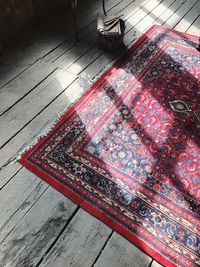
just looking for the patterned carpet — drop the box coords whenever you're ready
[19,25,200,267]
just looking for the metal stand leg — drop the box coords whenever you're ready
[69,0,79,41]
[69,0,108,41]
[102,0,107,16]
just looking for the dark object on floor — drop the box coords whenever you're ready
[69,0,107,41]
[102,0,107,16]
[97,13,125,50]
[197,37,200,51]
[0,42,3,53]
[68,0,79,41]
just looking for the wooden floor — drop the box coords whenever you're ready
[0,0,199,266]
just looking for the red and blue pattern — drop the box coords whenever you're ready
[19,25,200,267]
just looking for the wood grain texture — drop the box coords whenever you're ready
[93,232,152,267]
[0,168,48,243]
[0,69,76,148]
[174,0,200,32]
[187,14,200,35]
[0,187,78,267]
[0,60,56,115]
[163,0,199,28]
[0,0,102,88]
[39,209,112,267]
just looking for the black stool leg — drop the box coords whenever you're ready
[70,0,79,41]
[102,0,107,16]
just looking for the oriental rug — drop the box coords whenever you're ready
[19,25,200,267]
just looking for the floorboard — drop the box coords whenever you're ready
[93,232,152,267]
[0,169,48,243]
[39,209,112,267]
[187,15,200,35]
[0,0,198,266]
[0,0,101,88]
[0,187,78,267]
[174,0,200,31]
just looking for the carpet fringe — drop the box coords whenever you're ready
[14,105,76,163]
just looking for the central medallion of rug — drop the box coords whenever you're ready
[19,25,200,267]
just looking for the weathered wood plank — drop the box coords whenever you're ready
[0,186,78,267]
[174,0,200,32]
[151,0,186,26]
[0,0,101,83]
[0,79,87,188]
[0,0,101,88]
[93,232,152,267]
[131,0,176,34]
[122,0,185,47]
[187,15,200,35]
[149,0,186,28]
[0,60,56,115]
[0,63,30,90]
[39,209,112,267]
[0,168,48,243]
[125,0,160,28]
[0,0,121,91]
[0,69,76,148]
[163,0,199,28]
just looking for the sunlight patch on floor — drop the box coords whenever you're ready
[188,23,200,36]
[56,69,77,89]
[124,0,150,20]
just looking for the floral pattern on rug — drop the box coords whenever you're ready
[19,25,200,267]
